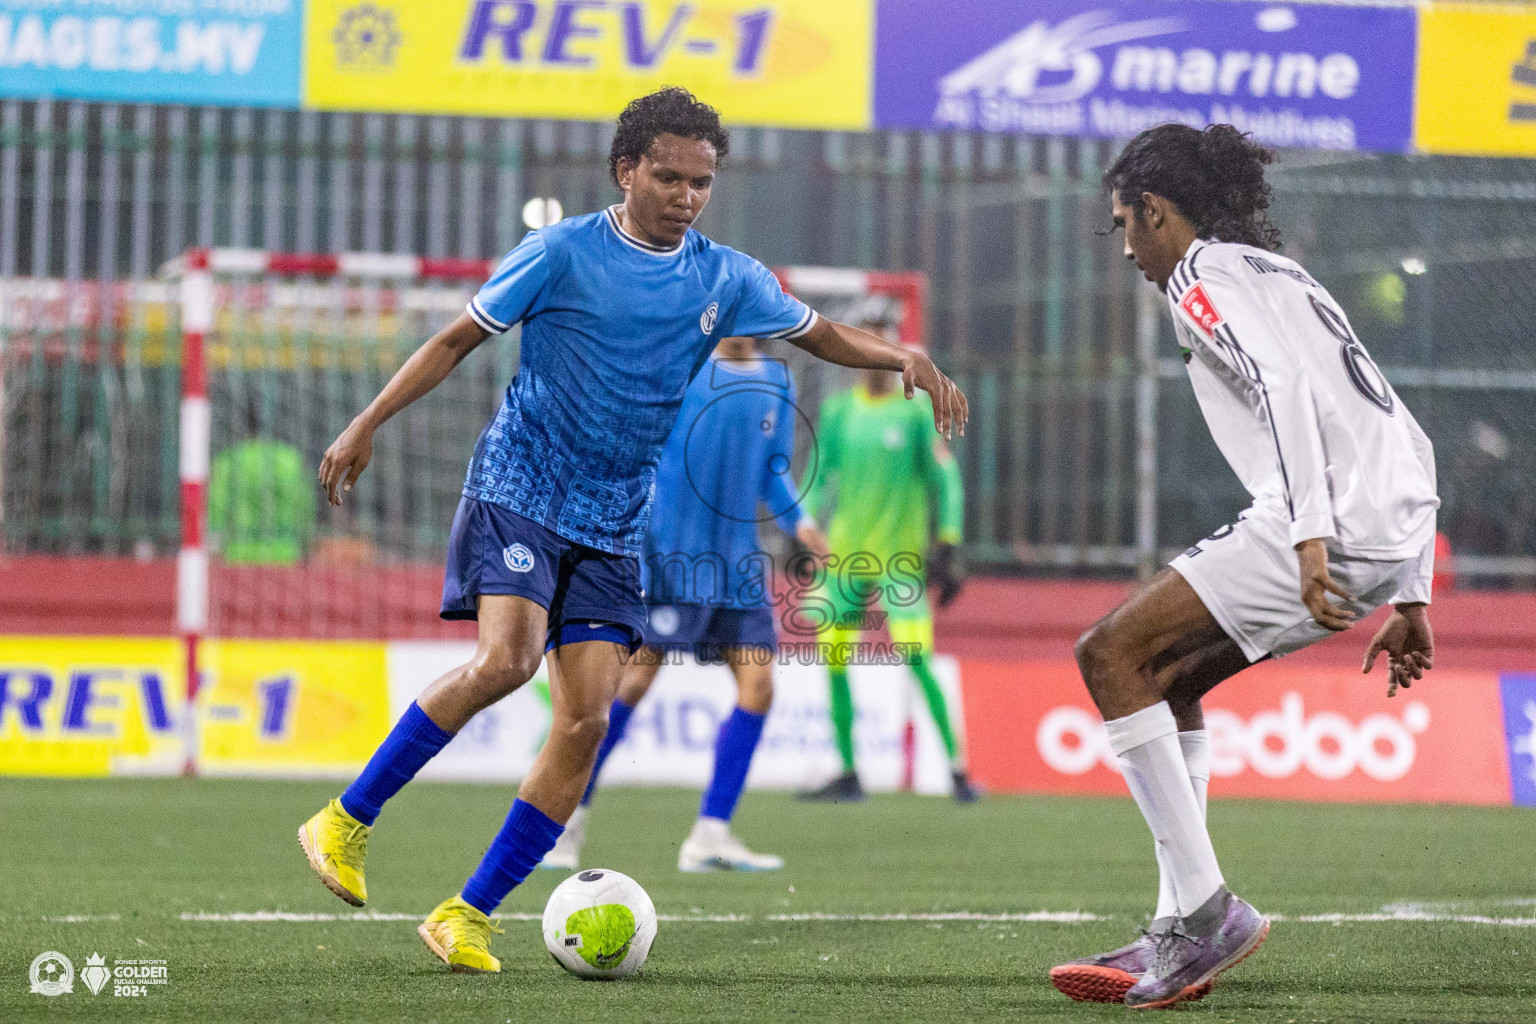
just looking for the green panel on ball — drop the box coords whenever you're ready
[565,904,638,970]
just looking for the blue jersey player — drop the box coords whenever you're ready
[300,88,967,973]
[541,336,829,874]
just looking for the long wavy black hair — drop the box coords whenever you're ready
[1103,123,1282,251]
[608,87,730,186]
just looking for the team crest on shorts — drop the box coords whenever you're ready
[700,302,719,334]
[503,543,535,573]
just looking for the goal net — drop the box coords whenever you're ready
[160,249,509,654]
[0,254,938,785]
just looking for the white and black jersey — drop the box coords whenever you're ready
[1166,238,1439,604]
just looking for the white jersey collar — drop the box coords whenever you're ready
[1183,237,1214,260]
[604,205,686,257]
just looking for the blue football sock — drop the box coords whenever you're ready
[461,799,564,915]
[699,706,767,822]
[339,702,453,826]
[580,697,637,807]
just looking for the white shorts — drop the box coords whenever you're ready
[1170,503,1417,663]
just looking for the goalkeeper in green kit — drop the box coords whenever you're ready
[796,329,977,804]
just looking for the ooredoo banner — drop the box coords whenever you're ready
[961,659,1517,805]
[873,0,1417,151]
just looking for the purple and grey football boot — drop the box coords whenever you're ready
[1049,922,1168,1003]
[1124,887,1270,1010]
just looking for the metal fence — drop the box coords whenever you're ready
[3,98,1535,586]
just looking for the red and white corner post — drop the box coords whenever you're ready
[177,248,214,776]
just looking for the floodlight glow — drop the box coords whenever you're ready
[522,197,564,230]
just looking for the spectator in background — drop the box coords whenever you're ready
[208,402,315,565]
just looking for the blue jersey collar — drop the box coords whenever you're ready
[604,205,686,257]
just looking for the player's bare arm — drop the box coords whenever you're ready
[319,312,491,505]
[789,316,969,438]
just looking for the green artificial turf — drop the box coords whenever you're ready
[1,778,1532,1023]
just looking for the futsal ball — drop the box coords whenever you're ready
[542,868,657,979]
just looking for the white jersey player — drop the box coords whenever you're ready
[1048,124,1439,1011]
[1164,237,1438,660]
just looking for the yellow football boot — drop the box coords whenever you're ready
[297,798,370,907]
[418,895,503,973]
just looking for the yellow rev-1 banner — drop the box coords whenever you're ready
[1416,4,1536,156]
[0,636,185,778]
[198,639,391,777]
[0,636,392,778]
[303,0,871,129]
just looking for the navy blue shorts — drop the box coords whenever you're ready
[441,496,646,652]
[643,601,778,661]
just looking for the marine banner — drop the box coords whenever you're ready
[0,0,303,107]
[302,0,872,129]
[1415,3,1536,157]
[873,0,1417,152]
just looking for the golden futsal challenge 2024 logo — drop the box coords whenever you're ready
[29,950,168,998]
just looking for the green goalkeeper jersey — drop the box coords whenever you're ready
[801,384,964,568]
[208,439,315,565]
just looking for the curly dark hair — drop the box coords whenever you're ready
[608,87,730,186]
[1103,123,1282,251]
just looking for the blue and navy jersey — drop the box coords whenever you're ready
[643,355,808,609]
[461,206,817,557]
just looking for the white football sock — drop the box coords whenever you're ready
[1151,729,1211,921]
[1180,728,1211,813]
[1105,704,1224,918]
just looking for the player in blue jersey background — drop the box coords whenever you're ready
[299,87,968,973]
[541,336,829,873]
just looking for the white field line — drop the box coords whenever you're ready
[1383,898,1536,913]
[768,912,1103,923]
[42,914,122,923]
[33,909,1536,928]
[170,910,1103,925]
[1271,912,1536,927]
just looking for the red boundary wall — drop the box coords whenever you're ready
[5,556,1536,666]
[2,557,1532,804]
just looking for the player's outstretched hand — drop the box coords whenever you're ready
[900,351,968,439]
[1295,538,1355,631]
[1363,603,1435,697]
[319,419,374,506]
